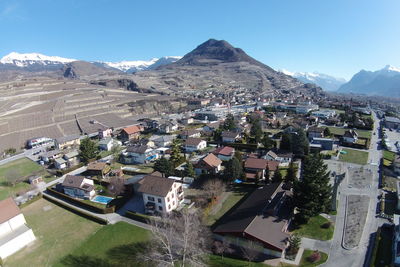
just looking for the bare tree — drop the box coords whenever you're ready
[143,209,210,267]
[241,241,260,265]
[202,179,226,200]
[107,177,125,197]
[212,239,233,260]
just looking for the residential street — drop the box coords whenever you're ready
[315,111,384,267]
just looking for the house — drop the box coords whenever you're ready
[63,150,79,167]
[122,145,159,164]
[86,161,111,178]
[184,138,207,152]
[213,183,292,259]
[62,175,95,199]
[180,117,194,125]
[179,129,201,140]
[137,175,184,214]
[0,198,36,259]
[311,110,336,119]
[244,158,279,181]
[41,149,61,163]
[194,153,222,176]
[385,117,400,130]
[214,146,235,161]
[120,125,142,142]
[159,121,179,134]
[263,150,293,165]
[54,157,67,169]
[151,135,176,147]
[307,126,325,139]
[28,176,43,185]
[55,135,80,150]
[136,138,155,148]
[98,126,113,139]
[98,138,122,151]
[342,130,358,144]
[393,214,400,266]
[203,122,220,133]
[221,131,241,143]
[310,138,334,150]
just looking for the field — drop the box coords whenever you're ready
[327,127,372,139]
[56,222,150,267]
[339,148,369,165]
[293,215,334,241]
[4,199,102,267]
[0,157,54,200]
[383,150,396,162]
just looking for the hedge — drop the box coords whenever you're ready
[43,194,108,224]
[125,210,151,224]
[56,163,85,176]
[46,186,115,214]
[369,227,381,266]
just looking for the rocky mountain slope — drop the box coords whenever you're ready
[338,65,400,97]
[281,70,346,91]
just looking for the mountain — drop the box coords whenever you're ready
[281,70,346,91]
[0,52,76,67]
[338,65,400,97]
[129,39,320,95]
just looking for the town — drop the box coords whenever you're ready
[0,92,398,267]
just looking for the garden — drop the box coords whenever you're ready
[339,148,369,165]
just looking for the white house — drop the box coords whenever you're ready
[61,175,95,200]
[0,198,36,259]
[54,157,67,169]
[98,138,121,151]
[151,135,176,147]
[137,175,184,214]
[184,138,207,152]
[122,145,159,164]
[263,150,293,166]
[343,130,358,144]
[194,153,222,176]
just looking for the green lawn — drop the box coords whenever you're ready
[5,199,102,267]
[0,158,54,200]
[206,186,254,226]
[209,249,328,267]
[327,127,372,139]
[56,222,150,267]
[339,148,369,165]
[294,215,334,241]
[383,150,396,162]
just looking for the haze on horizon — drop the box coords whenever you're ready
[0,0,399,80]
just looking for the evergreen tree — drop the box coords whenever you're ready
[262,133,275,150]
[293,154,332,223]
[280,133,292,151]
[250,119,263,143]
[170,139,183,167]
[222,113,236,131]
[186,161,195,177]
[291,129,309,158]
[154,157,174,177]
[323,127,331,137]
[224,157,243,181]
[284,162,297,184]
[272,169,283,183]
[79,137,99,163]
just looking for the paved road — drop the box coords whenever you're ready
[317,111,384,267]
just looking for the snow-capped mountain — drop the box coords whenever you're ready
[281,69,346,91]
[338,65,400,97]
[0,52,182,73]
[0,52,76,67]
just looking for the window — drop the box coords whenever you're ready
[148,196,155,201]
[172,193,174,198]
[167,197,170,202]
[158,198,162,203]
[158,206,163,211]
[168,205,171,210]
[173,201,175,205]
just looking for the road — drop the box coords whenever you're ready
[316,111,384,267]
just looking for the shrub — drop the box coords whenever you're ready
[321,221,332,229]
[125,210,150,224]
[307,250,321,263]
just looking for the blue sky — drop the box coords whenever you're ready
[0,0,399,79]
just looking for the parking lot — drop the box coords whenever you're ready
[383,128,400,152]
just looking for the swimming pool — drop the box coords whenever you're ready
[91,195,113,204]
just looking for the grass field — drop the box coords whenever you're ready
[209,249,328,267]
[5,199,102,267]
[0,158,54,200]
[56,222,150,267]
[206,186,254,226]
[294,215,334,241]
[339,148,369,165]
[327,127,372,139]
[383,150,396,162]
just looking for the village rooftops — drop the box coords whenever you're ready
[0,197,21,224]
[343,129,358,138]
[137,175,175,197]
[245,158,279,171]
[221,131,240,138]
[126,145,148,154]
[215,146,235,156]
[308,126,325,133]
[62,175,94,192]
[184,138,204,146]
[201,153,222,168]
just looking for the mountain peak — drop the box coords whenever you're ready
[174,39,265,67]
[0,52,75,67]
[382,64,400,72]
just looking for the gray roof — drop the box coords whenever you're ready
[126,145,148,154]
[64,150,79,159]
[98,138,113,145]
[137,175,175,197]
[62,175,94,192]
[56,134,80,144]
[386,116,400,124]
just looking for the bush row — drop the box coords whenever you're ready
[125,210,150,224]
[46,186,115,214]
[43,194,108,224]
